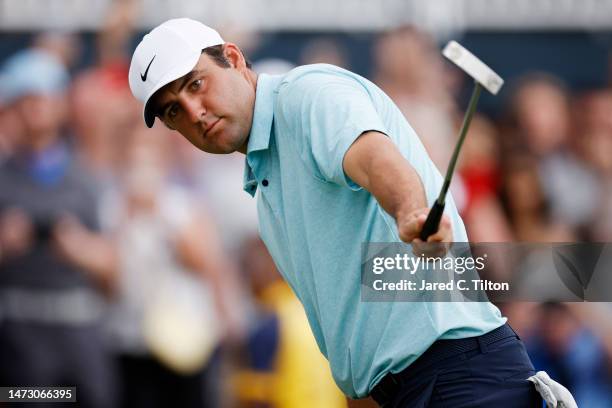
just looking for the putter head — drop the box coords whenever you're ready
[443,41,504,95]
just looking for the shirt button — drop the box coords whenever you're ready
[262,179,269,187]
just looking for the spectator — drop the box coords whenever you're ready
[459,114,514,242]
[373,26,457,173]
[104,124,246,408]
[526,303,612,408]
[234,235,347,408]
[300,38,349,68]
[505,73,599,230]
[500,153,574,242]
[33,31,81,70]
[0,48,118,408]
[70,0,140,181]
[571,90,612,240]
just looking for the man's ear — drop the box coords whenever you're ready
[223,43,245,69]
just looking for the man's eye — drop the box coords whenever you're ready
[167,104,179,119]
[189,79,202,91]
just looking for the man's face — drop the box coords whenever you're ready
[15,93,66,150]
[152,45,256,154]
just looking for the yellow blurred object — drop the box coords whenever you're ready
[235,281,347,408]
[143,275,219,375]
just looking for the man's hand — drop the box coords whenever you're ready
[397,207,452,257]
[52,215,118,295]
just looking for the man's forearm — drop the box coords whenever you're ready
[344,131,453,245]
[365,145,427,220]
[344,131,427,221]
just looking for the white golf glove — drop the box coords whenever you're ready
[528,371,578,408]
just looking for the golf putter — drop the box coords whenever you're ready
[420,41,504,241]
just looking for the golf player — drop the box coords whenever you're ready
[129,18,541,407]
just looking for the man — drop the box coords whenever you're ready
[129,18,541,407]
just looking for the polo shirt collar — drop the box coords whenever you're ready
[243,73,283,196]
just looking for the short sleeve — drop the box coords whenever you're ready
[276,70,389,190]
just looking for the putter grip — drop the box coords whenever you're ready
[419,201,446,241]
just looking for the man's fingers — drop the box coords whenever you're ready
[398,209,453,247]
[400,214,426,242]
[406,213,452,257]
[426,216,452,243]
[410,238,428,255]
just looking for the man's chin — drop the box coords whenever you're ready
[201,140,241,155]
[198,128,247,154]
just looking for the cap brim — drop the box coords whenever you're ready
[142,52,201,128]
[144,100,157,128]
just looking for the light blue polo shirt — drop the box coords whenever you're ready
[243,64,506,398]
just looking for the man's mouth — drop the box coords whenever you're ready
[204,119,221,138]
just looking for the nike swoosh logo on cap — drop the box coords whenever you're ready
[140,55,156,81]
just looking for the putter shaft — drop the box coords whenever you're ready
[420,81,482,241]
[438,81,482,206]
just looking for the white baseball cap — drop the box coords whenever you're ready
[129,18,224,128]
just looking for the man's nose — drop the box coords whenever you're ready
[181,96,206,124]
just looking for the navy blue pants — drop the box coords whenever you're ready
[372,324,543,407]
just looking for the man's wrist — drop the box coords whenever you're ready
[394,203,422,223]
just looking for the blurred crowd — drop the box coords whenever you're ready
[1,2,612,407]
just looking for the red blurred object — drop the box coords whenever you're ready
[461,164,500,216]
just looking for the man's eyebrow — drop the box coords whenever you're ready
[156,70,203,117]
[176,70,199,93]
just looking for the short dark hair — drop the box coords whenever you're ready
[202,44,252,69]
